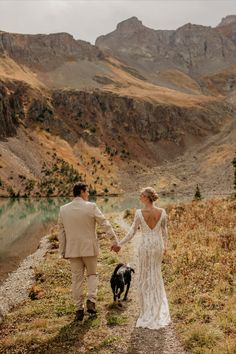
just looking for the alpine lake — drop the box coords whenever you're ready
[0,193,187,283]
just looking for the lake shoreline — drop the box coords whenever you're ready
[0,234,50,324]
[0,198,235,353]
[0,194,184,284]
[0,195,233,326]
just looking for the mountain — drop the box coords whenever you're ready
[96,17,236,86]
[0,16,236,197]
[0,30,112,90]
[216,15,236,46]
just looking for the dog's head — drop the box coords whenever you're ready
[126,263,135,273]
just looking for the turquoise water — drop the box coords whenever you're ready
[0,194,181,282]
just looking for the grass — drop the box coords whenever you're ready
[122,199,236,353]
[106,314,128,326]
[163,198,236,353]
[0,199,235,353]
[0,222,131,354]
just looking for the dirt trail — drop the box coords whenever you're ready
[116,214,185,354]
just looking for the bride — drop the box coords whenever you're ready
[115,187,171,330]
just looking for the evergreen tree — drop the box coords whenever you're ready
[232,152,236,198]
[194,184,202,201]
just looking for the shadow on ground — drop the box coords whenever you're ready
[28,316,96,354]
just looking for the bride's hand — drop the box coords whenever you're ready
[111,244,121,253]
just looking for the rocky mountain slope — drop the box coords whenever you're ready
[0,16,236,197]
[217,15,236,44]
[96,16,236,89]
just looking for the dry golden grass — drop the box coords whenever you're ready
[156,69,201,93]
[122,198,236,353]
[0,221,133,354]
[163,198,236,353]
[0,56,44,88]
[0,199,235,353]
[0,126,120,197]
[104,57,218,107]
[35,130,120,195]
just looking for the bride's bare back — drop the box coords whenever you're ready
[141,208,162,230]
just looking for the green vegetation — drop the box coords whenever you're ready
[193,184,202,201]
[103,187,109,194]
[89,184,97,196]
[106,314,128,326]
[37,155,82,197]
[105,145,118,157]
[5,152,86,198]
[0,223,129,354]
[123,208,132,219]
[6,186,18,198]
[104,145,130,160]
[120,149,130,160]
[4,147,117,197]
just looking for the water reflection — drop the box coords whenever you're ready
[0,194,180,283]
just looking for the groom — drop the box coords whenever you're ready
[58,182,119,321]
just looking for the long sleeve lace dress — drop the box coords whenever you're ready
[119,208,171,330]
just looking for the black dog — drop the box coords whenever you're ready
[110,263,135,303]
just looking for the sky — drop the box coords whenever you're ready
[0,0,236,44]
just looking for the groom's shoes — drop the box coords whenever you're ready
[75,309,84,321]
[86,299,97,314]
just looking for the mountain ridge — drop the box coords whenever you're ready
[0,15,236,197]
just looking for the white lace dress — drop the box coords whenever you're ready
[119,208,171,330]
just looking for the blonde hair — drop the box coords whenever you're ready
[141,187,158,202]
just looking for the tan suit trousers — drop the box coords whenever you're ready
[70,256,98,310]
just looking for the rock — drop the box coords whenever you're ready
[216,15,236,46]
[0,31,104,71]
[29,284,44,300]
[0,81,25,138]
[217,15,236,27]
[96,17,236,78]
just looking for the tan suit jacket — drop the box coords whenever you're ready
[58,197,118,258]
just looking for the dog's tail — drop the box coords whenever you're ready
[112,263,124,275]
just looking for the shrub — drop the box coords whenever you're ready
[104,187,109,194]
[193,184,202,201]
[232,152,236,197]
[7,186,16,198]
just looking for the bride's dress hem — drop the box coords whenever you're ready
[136,319,171,330]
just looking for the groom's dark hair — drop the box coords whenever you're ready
[73,182,88,197]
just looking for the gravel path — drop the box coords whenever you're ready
[0,235,50,324]
[116,214,185,354]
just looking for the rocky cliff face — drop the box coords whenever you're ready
[96,17,236,78]
[0,80,25,137]
[0,80,54,138]
[1,80,233,157]
[0,31,104,71]
[216,15,236,46]
[52,89,232,149]
[218,15,236,27]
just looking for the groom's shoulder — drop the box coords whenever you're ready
[60,201,73,211]
[85,201,96,208]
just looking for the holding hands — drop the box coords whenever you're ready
[111,243,121,253]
